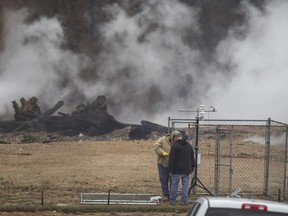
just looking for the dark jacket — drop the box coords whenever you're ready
[168,139,195,175]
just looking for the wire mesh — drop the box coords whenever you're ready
[168,118,288,201]
[214,127,232,196]
[266,124,287,199]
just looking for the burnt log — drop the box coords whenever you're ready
[128,120,168,140]
[0,95,168,139]
[30,100,64,125]
[140,120,168,133]
[44,114,128,136]
[12,97,41,121]
[41,96,129,136]
[0,120,26,133]
[13,96,128,136]
[12,100,64,132]
[128,126,152,140]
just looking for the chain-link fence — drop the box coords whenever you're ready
[168,118,288,201]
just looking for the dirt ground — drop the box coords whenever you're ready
[0,131,190,215]
[0,128,272,215]
[0,139,161,197]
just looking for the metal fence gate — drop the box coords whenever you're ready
[168,118,288,201]
[214,127,233,196]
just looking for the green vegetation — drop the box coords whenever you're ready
[0,203,189,214]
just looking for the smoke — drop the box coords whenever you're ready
[94,0,204,124]
[94,0,288,124]
[0,8,89,119]
[207,0,288,121]
[0,0,288,125]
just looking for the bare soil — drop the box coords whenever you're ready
[0,139,160,197]
[0,131,189,216]
[0,128,269,215]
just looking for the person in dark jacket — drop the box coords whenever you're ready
[168,130,195,205]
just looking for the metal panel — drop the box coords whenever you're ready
[80,192,160,205]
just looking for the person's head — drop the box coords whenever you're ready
[171,130,182,142]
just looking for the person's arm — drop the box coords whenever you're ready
[154,138,169,156]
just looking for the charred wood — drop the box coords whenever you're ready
[12,100,64,132]
[12,97,41,121]
[1,95,168,140]
[128,120,168,140]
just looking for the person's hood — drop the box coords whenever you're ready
[175,139,188,145]
[165,134,171,143]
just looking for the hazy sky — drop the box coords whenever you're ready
[0,0,287,125]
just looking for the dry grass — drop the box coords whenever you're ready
[0,130,285,215]
[0,139,190,215]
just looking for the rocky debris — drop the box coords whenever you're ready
[0,124,168,144]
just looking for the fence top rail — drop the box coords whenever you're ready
[169,118,288,127]
[170,118,267,122]
[270,119,288,126]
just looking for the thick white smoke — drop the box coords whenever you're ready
[93,0,206,124]
[95,0,288,124]
[207,1,288,122]
[0,9,89,119]
[0,0,288,126]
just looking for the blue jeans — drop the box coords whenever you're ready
[170,174,189,204]
[157,164,170,198]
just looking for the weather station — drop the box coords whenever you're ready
[178,105,216,196]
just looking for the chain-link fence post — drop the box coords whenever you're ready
[264,118,271,196]
[284,125,288,200]
[214,127,220,196]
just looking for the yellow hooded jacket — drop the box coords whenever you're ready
[154,134,171,167]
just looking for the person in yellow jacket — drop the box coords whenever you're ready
[154,133,172,201]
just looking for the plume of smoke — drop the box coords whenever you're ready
[207,1,288,122]
[0,9,89,119]
[91,0,205,124]
[0,1,205,124]
[1,0,287,126]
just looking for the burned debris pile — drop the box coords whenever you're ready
[0,96,168,140]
